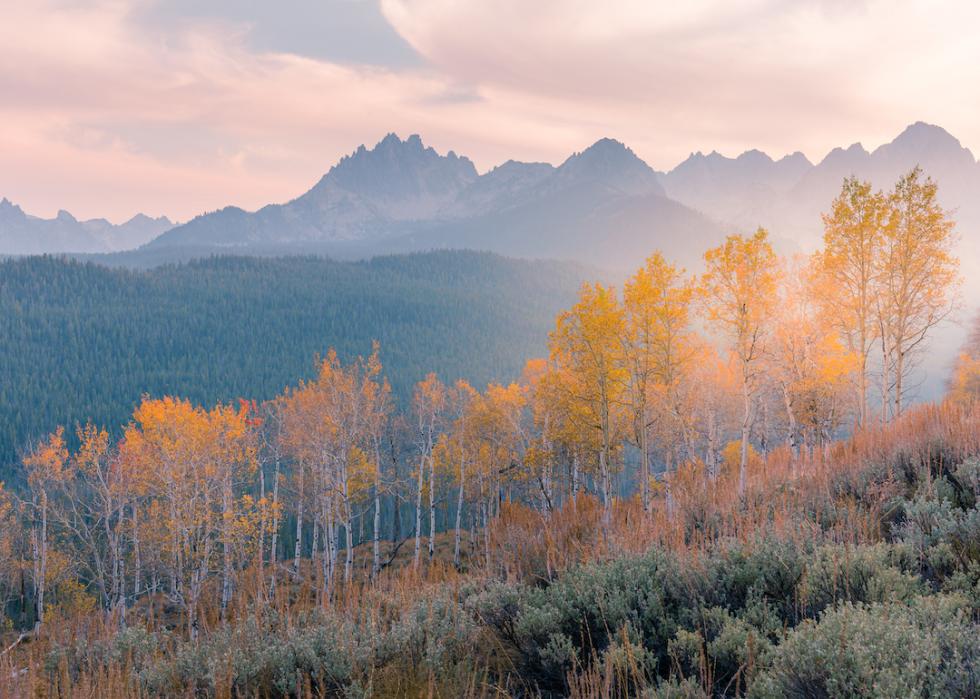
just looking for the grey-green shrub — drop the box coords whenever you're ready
[749,595,980,698]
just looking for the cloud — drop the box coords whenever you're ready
[2,0,980,221]
[0,1,467,220]
[380,0,980,161]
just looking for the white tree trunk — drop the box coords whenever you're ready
[453,455,465,568]
[293,464,305,578]
[413,455,424,569]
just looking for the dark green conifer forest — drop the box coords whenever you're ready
[0,251,584,475]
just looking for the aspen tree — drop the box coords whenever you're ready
[622,252,695,510]
[258,397,287,593]
[120,397,254,639]
[22,428,69,632]
[819,178,887,427]
[446,380,477,568]
[880,168,959,416]
[773,258,857,458]
[412,373,445,567]
[948,313,980,406]
[365,366,392,581]
[550,283,627,525]
[699,229,780,496]
[522,360,558,512]
[69,425,131,618]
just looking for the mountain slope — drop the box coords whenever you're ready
[146,123,980,274]
[0,198,173,254]
[661,122,980,248]
[660,149,812,229]
[148,135,722,272]
[0,250,586,472]
[10,122,980,263]
[153,134,479,248]
[390,140,720,271]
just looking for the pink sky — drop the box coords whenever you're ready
[2,0,979,222]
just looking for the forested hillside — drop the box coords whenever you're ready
[1,170,979,698]
[0,251,585,474]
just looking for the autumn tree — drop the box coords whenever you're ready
[682,344,739,483]
[879,168,959,417]
[772,258,857,459]
[281,348,384,596]
[437,380,477,568]
[699,228,780,496]
[22,428,69,631]
[948,311,980,407]
[364,363,392,580]
[818,177,888,427]
[120,397,256,638]
[257,397,287,593]
[521,359,560,513]
[550,283,627,523]
[64,425,133,618]
[622,252,696,510]
[413,373,446,567]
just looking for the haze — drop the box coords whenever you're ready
[3,0,979,222]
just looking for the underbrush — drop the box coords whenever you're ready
[7,403,980,698]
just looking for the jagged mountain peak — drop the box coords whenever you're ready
[554,137,663,196]
[0,198,25,217]
[675,148,810,173]
[737,148,774,164]
[779,151,811,166]
[0,199,174,254]
[816,142,870,169]
[338,132,473,167]
[310,132,478,198]
[123,212,172,227]
[873,121,976,166]
[490,159,553,173]
[889,121,960,148]
[563,138,647,167]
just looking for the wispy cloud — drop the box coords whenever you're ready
[2,0,979,221]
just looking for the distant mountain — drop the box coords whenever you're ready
[388,138,721,271]
[660,149,812,231]
[661,122,980,249]
[13,122,978,271]
[786,123,980,243]
[153,133,479,248]
[149,134,722,271]
[0,198,172,254]
[657,121,979,403]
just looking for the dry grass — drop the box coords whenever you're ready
[4,401,979,697]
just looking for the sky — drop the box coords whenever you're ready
[2,0,980,222]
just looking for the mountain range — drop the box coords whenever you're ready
[144,133,721,272]
[0,198,173,255]
[3,122,978,272]
[660,121,980,250]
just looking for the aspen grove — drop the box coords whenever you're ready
[2,170,977,698]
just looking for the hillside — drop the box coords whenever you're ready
[0,251,586,473]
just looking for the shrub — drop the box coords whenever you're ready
[749,595,980,698]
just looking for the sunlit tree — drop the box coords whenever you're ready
[879,168,959,416]
[699,228,780,495]
[550,283,627,523]
[818,177,887,427]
